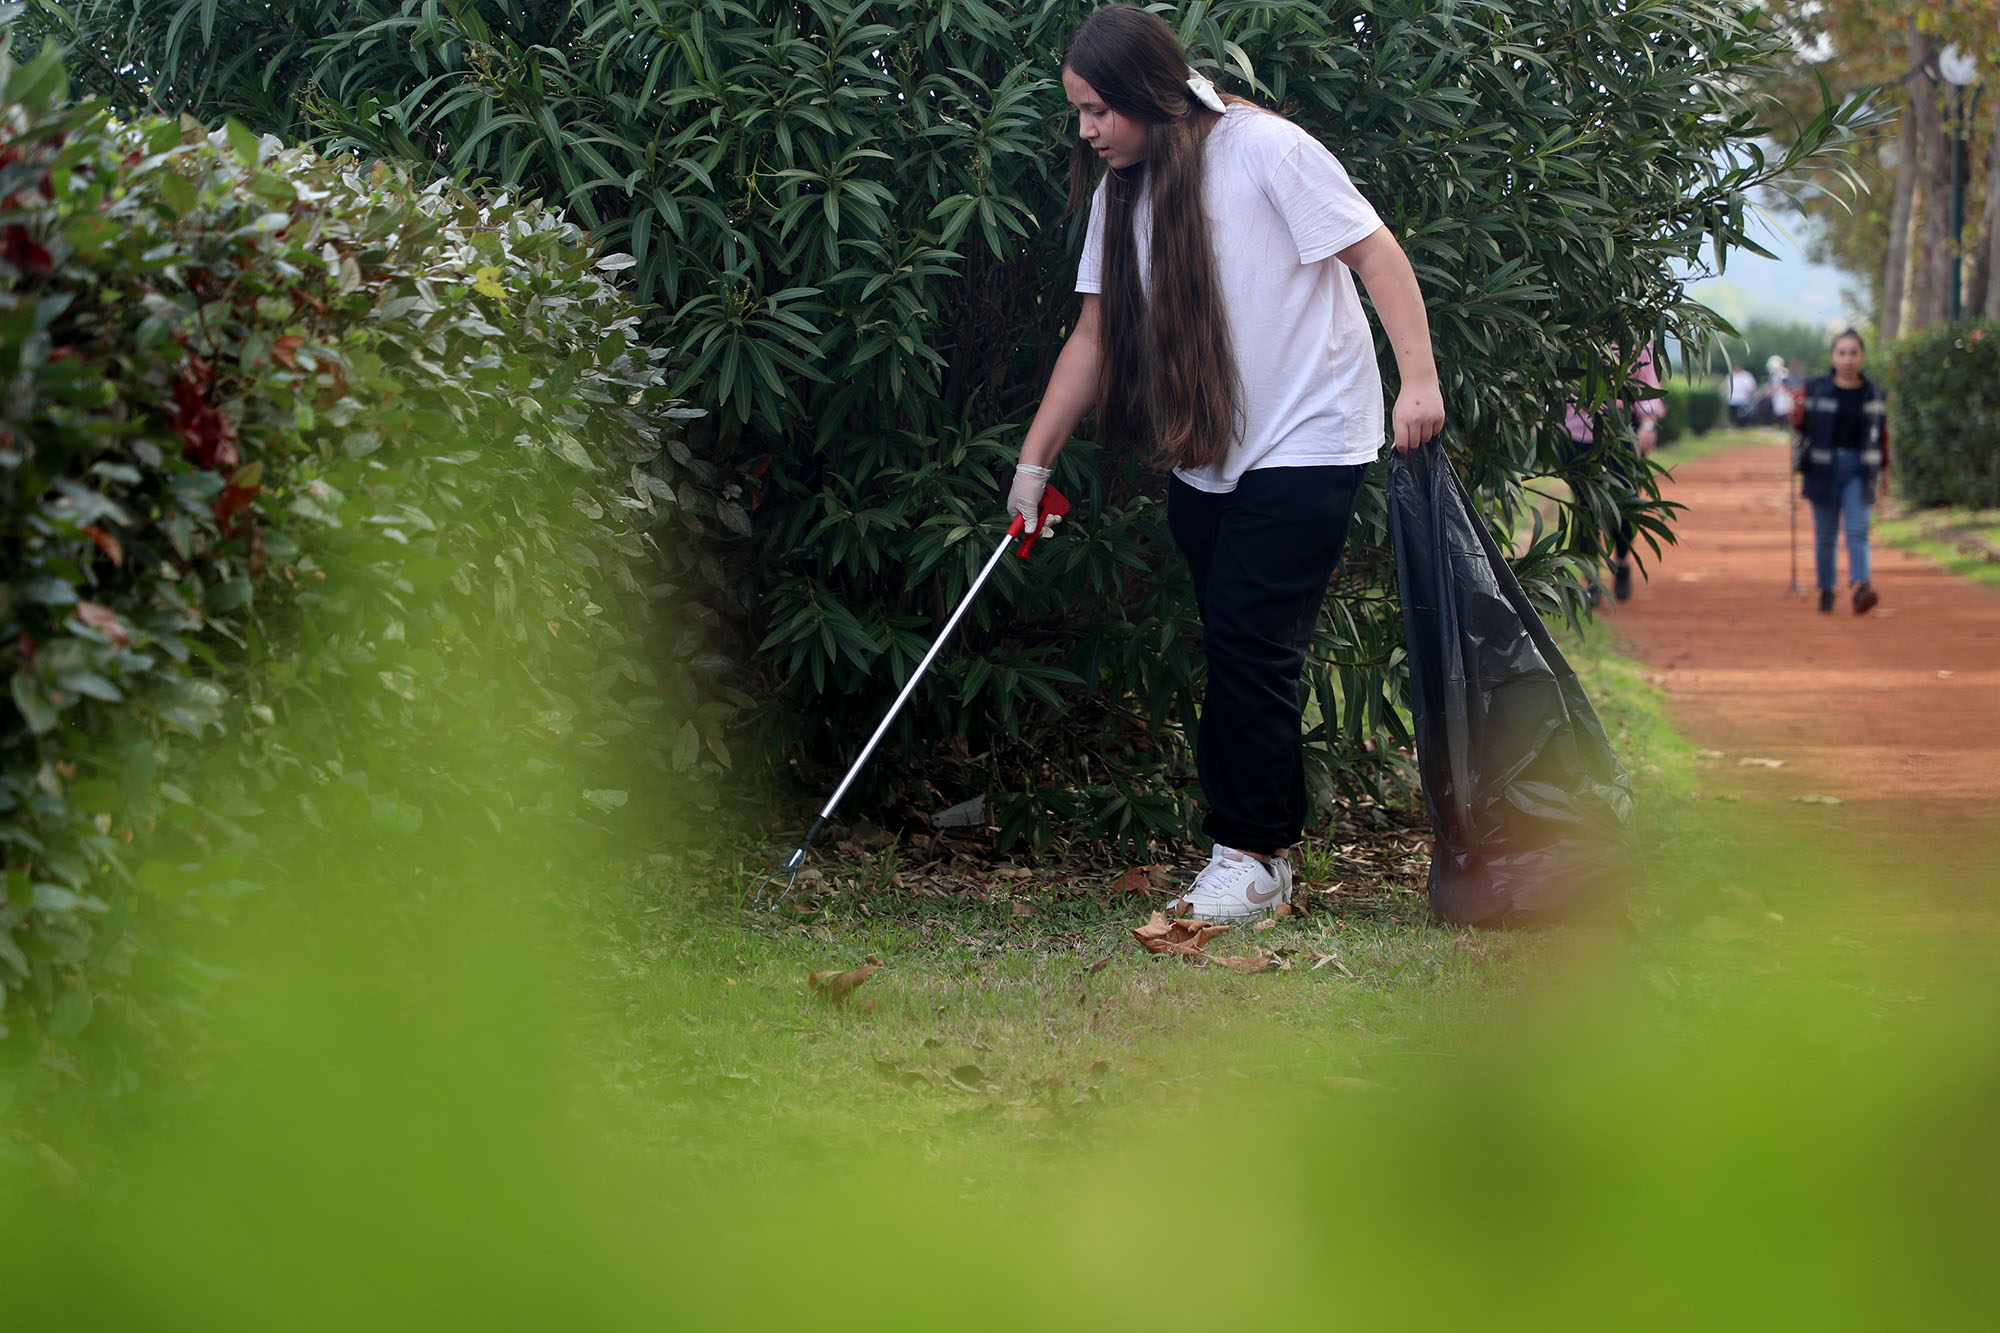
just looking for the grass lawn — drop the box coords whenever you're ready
[579,618,1709,1165]
[1875,502,2000,593]
[12,611,1998,1329]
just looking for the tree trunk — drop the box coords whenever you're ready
[1907,37,1952,334]
[1979,90,2000,320]
[1879,61,1920,344]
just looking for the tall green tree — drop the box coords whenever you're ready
[1765,0,1998,338]
[30,1,1876,847]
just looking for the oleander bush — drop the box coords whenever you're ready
[42,1,1875,854]
[0,41,729,1101]
[1888,321,2000,508]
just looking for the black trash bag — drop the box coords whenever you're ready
[1387,441,1641,926]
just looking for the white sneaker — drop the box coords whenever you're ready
[1162,844,1292,922]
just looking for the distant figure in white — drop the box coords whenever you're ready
[1727,363,1755,426]
[1767,355,1793,420]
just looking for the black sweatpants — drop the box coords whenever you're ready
[1167,464,1367,855]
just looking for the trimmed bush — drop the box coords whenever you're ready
[1653,380,1720,445]
[0,44,728,1092]
[1656,384,1688,447]
[1888,321,2000,508]
[1685,383,1723,436]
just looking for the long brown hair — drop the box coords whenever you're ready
[1063,5,1242,470]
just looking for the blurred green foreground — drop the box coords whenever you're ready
[3,724,1996,1331]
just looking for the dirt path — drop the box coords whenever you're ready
[1602,436,2000,921]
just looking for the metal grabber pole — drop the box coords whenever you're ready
[753,484,1074,907]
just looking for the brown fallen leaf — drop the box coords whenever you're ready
[1210,948,1288,974]
[1116,865,1159,894]
[874,1057,932,1088]
[1309,951,1356,977]
[1273,902,1298,917]
[807,963,880,1006]
[1086,956,1113,974]
[1011,900,1035,917]
[1130,911,1230,960]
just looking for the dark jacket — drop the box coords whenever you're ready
[1791,373,1888,505]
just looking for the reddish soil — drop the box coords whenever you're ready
[1602,437,2000,927]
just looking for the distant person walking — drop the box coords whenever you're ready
[1767,355,1794,421]
[1790,329,1887,615]
[1727,363,1755,426]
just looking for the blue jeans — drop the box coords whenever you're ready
[1812,448,1871,590]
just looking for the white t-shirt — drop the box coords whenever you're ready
[1075,103,1386,493]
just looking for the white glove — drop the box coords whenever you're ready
[1008,463,1059,538]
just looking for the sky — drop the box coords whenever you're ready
[1677,203,1864,331]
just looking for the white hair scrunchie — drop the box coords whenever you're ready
[1185,69,1225,113]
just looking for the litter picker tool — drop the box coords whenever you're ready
[753,484,1072,907]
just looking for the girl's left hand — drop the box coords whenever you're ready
[1392,383,1445,453]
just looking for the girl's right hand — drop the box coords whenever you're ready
[1391,382,1445,452]
[1008,463,1054,535]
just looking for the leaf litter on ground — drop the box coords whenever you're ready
[807,963,880,1007]
[1129,912,1289,973]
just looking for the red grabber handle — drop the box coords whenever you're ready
[1008,483,1071,560]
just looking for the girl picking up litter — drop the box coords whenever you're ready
[1008,5,1445,921]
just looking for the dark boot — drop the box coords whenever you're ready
[1852,582,1878,615]
[1818,589,1835,613]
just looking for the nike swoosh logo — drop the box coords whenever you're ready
[1245,880,1286,905]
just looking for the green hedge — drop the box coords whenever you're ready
[1686,383,1723,436]
[1654,380,1723,446]
[1888,321,2000,508]
[0,43,728,1094]
[1656,385,1687,447]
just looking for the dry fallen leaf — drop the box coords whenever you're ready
[1209,948,1288,974]
[1309,951,1356,977]
[1252,917,1278,933]
[1130,911,1230,959]
[807,963,880,1006]
[1011,900,1035,917]
[1737,756,1785,769]
[1116,865,1158,894]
